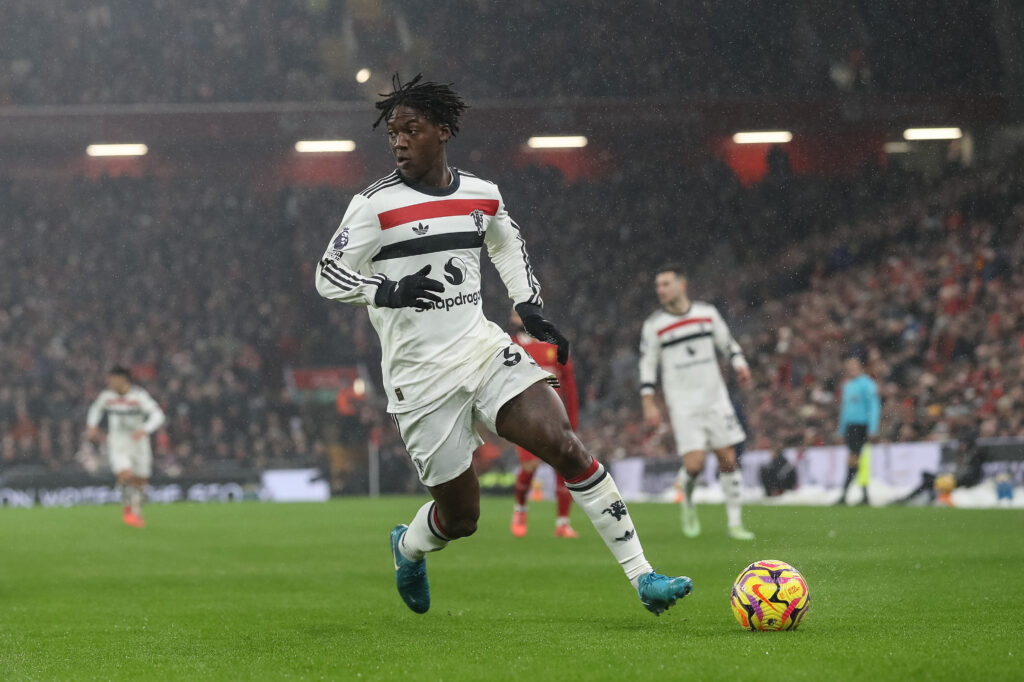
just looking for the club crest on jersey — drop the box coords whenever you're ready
[470,209,485,235]
[413,222,429,236]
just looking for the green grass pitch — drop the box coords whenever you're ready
[1,498,1022,681]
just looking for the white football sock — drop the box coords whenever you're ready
[679,467,698,507]
[399,501,450,563]
[130,486,143,515]
[721,470,743,527]
[566,461,653,589]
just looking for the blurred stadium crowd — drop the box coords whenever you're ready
[0,0,1003,106]
[1,0,1021,489]
[0,179,317,474]
[503,152,1024,462]
[1,148,1022,481]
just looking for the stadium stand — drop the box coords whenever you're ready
[0,0,1002,105]
[2,149,1021,485]
[0,0,1020,492]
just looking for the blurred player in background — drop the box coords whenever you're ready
[86,366,166,528]
[314,75,693,616]
[835,355,880,506]
[639,265,755,540]
[509,309,578,538]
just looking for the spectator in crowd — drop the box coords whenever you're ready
[2,147,1023,487]
[0,1,1004,106]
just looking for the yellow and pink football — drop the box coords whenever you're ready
[730,560,809,631]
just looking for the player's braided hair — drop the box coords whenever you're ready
[372,73,467,136]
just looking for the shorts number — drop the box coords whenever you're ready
[502,346,522,367]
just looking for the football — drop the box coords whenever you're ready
[730,560,809,631]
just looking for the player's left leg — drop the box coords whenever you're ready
[126,446,152,527]
[667,408,710,537]
[678,450,706,538]
[123,475,147,527]
[114,469,135,525]
[493,381,692,614]
[713,446,754,540]
[708,406,752,539]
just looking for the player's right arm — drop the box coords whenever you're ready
[85,392,106,441]
[638,317,662,427]
[314,195,388,306]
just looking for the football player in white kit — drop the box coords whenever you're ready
[315,75,694,616]
[86,366,165,528]
[639,265,755,540]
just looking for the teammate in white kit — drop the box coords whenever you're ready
[86,366,165,528]
[639,265,755,540]
[314,74,693,615]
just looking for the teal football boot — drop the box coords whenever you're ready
[390,525,430,614]
[637,572,693,615]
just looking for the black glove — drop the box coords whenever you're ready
[515,303,570,364]
[375,265,445,309]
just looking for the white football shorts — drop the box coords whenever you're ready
[668,400,746,455]
[393,344,554,486]
[107,437,153,478]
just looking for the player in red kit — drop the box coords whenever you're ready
[509,310,579,538]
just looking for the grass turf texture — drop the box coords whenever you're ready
[1,499,1021,681]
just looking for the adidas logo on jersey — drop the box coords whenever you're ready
[413,222,429,235]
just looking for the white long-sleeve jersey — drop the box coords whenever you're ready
[86,385,166,451]
[638,301,748,412]
[314,168,543,413]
